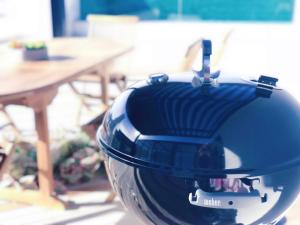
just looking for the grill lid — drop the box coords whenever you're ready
[97,40,300,178]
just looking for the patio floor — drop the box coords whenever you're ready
[0,190,141,225]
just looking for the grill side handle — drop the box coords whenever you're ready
[189,188,267,209]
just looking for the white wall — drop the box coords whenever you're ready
[0,0,52,41]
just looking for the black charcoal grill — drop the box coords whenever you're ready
[97,40,300,225]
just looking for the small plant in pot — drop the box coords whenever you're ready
[22,41,48,61]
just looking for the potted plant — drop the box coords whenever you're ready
[22,41,48,61]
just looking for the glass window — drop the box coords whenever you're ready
[80,0,295,22]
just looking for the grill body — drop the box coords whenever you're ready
[97,73,300,225]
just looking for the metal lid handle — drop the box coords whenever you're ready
[192,39,220,87]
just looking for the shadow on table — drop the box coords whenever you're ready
[48,55,75,61]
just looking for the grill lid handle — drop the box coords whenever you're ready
[192,39,220,87]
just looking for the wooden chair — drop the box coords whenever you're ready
[0,141,16,181]
[0,105,20,138]
[0,115,20,186]
[0,105,21,183]
[69,15,139,111]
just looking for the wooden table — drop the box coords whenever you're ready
[0,38,132,209]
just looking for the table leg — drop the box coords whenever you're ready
[0,106,67,209]
[34,107,54,196]
[32,106,67,209]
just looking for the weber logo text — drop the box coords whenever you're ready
[203,198,221,207]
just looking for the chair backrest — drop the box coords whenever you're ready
[87,15,139,45]
[211,29,233,68]
[180,30,234,72]
[180,39,202,72]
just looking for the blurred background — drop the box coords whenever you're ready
[0,0,300,224]
[2,0,300,93]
